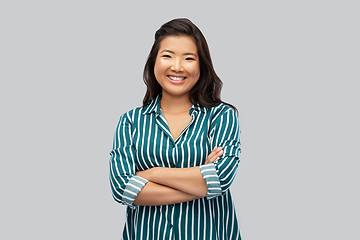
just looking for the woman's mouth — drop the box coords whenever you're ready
[167,75,187,84]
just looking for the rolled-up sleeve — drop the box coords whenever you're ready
[200,107,241,200]
[109,113,148,208]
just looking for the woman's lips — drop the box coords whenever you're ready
[167,75,187,84]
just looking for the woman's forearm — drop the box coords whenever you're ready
[135,147,223,199]
[137,166,208,198]
[133,181,199,206]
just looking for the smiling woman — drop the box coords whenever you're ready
[109,18,242,240]
[154,35,200,98]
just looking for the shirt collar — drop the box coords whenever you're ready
[190,101,206,114]
[142,94,206,115]
[142,94,162,115]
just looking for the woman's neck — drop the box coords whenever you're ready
[160,92,193,114]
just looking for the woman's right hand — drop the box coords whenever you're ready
[204,146,223,164]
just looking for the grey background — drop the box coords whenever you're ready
[1,0,359,239]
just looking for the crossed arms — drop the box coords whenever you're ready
[133,147,224,206]
[109,107,241,208]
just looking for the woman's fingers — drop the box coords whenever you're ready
[205,147,218,163]
[205,146,223,164]
[206,150,222,164]
[207,146,219,158]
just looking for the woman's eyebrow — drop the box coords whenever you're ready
[160,49,174,54]
[184,52,197,57]
[160,49,197,57]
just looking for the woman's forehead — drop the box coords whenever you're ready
[158,35,198,54]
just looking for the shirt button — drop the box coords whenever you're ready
[169,224,173,228]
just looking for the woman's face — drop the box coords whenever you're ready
[154,35,200,99]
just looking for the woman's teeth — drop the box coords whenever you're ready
[168,76,185,81]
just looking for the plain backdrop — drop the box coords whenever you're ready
[1,0,359,239]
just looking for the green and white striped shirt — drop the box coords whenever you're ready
[109,95,241,239]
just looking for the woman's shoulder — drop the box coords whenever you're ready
[121,105,150,119]
[206,103,238,124]
[208,102,236,116]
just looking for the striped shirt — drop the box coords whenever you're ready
[109,95,242,240]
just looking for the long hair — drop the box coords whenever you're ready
[142,18,237,113]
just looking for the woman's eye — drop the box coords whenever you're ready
[162,55,171,58]
[185,57,195,61]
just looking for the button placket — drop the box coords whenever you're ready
[165,204,174,231]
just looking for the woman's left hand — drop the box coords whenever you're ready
[204,146,223,164]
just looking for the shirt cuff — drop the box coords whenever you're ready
[200,163,222,200]
[122,175,149,209]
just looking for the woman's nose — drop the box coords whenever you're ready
[170,60,184,72]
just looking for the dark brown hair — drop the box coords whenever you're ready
[143,18,237,113]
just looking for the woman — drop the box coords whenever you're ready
[109,18,241,240]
